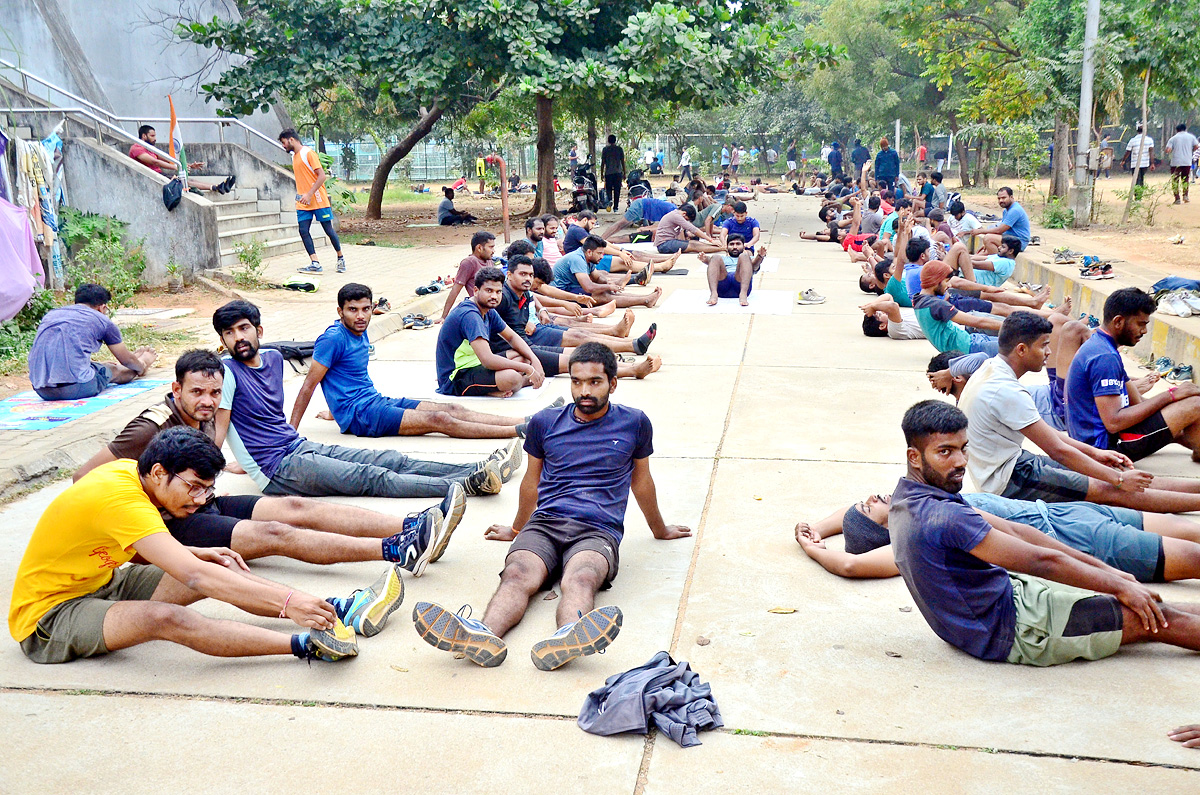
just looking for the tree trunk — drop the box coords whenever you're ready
[977,138,991,189]
[948,113,971,187]
[1049,113,1071,199]
[587,115,597,166]
[529,94,558,216]
[366,105,444,220]
[1121,67,1151,225]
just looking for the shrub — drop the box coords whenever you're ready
[58,207,146,309]
[1041,198,1075,229]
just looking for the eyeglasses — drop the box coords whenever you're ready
[170,473,216,501]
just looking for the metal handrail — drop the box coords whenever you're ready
[4,106,181,168]
[0,57,284,152]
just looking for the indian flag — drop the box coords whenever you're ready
[168,95,187,184]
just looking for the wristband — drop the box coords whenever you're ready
[279,590,293,618]
[1170,386,1178,402]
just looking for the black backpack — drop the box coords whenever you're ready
[261,341,316,373]
[162,177,183,211]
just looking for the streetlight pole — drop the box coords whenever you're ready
[1070,0,1101,226]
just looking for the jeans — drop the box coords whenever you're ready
[265,439,479,498]
[33,362,111,401]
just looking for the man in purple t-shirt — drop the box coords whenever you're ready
[28,283,157,400]
[413,343,691,671]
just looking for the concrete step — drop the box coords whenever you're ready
[216,212,293,233]
[234,187,259,202]
[218,222,298,244]
[219,236,325,269]
[213,199,259,218]
[257,199,281,213]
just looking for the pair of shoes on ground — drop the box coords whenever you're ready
[297,255,346,274]
[402,312,434,330]
[461,439,523,496]
[213,175,237,195]
[797,288,826,305]
[412,602,623,671]
[1149,356,1195,382]
[1156,290,1200,318]
[416,277,448,295]
[1079,258,1114,280]
[373,297,391,315]
[295,561,412,661]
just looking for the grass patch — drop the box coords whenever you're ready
[343,181,442,208]
[731,729,769,736]
[113,325,199,356]
[339,232,415,249]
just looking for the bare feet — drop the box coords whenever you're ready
[592,300,617,318]
[1032,285,1050,308]
[634,355,662,378]
[136,347,158,372]
[1057,296,1073,315]
[644,286,663,308]
[615,309,635,337]
[740,296,750,306]
[316,410,334,421]
[707,294,719,306]
[1131,372,1160,395]
[660,251,681,273]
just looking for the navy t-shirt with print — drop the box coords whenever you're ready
[562,224,589,254]
[1065,329,1128,448]
[889,477,1015,661]
[434,300,507,395]
[523,403,653,541]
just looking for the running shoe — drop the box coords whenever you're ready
[1155,357,1177,375]
[382,506,443,577]
[796,288,826,305]
[337,256,346,274]
[1079,264,1114,280]
[1169,364,1195,382]
[462,459,503,496]
[294,619,359,661]
[412,602,507,667]
[298,262,323,273]
[1053,252,1077,264]
[327,564,406,637]
[530,605,623,671]
[489,438,523,483]
[429,482,466,564]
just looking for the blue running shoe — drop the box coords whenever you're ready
[412,602,506,667]
[530,605,623,671]
[292,619,358,661]
[328,564,406,638]
[382,506,442,577]
[297,262,323,273]
[429,482,466,564]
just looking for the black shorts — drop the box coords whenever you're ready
[1109,411,1173,462]
[450,365,502,396]
[164,495,261,547]
[505,516,620,590]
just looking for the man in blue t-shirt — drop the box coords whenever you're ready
[28,283,158,401]
[599,195,676,242]
[289,283,526,440]
[213,299,508,504]
[1066,287,1200,462]
[721,202,761,250]
[550,235,662,308]
[890,399,1200,666]
[962,186,1031,253]
[413,343,691,670]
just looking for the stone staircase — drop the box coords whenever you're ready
[213,188,326,268]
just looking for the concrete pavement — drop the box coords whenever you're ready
[2,194,1199,790]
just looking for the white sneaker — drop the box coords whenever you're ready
[1166,293,1193,318]
[797,288,826,305]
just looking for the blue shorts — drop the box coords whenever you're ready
[297,207,334,223]
[596,255,613,273]
[346,395,423,437]
[657,239,690,254]
[968,333,1000,356]
[527,325,566,347]
[1043,503,1161,583]
[1030,384,1065,431]
[34,362,111,401]
[716,273,752,299]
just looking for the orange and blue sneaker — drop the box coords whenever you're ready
[326,564,405,638]
[412,602,506,667]
[530,605,623,671]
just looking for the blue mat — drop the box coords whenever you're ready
[0,380,170,430]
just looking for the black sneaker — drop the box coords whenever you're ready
[462,460,503,496]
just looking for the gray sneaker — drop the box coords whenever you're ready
[489,439,523,483]
[462,459,503,496]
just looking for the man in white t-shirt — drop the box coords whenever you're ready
[948,199,981,252]
[1165,123,1200,204]
[1123,125,1155,187]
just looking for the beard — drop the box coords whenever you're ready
[229,340,257,362]
[574,394,608,415]
[921,458,965,493]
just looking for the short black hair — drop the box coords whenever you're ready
[727,233,745,244]
[895,198,912,210]
[568,341,617,380]
[902,400,968,448]
[862,313,888,337]
[818,206,836,222]
[607,134,616,144]
[508,254,534,271]
[905,237,931,263]
[525,217,543,232]
[138,124,155,138]
[732,201,748,214]
[859,274,883,295]
[174,349,224,383]
[868,196,881,210]
[442,186,454,199]
[539,214,558,225]
[503,239,535,259]
[680,204,697,221]
[532,258,553,284]
[1177,123,1187,132]
[474,266,505,290]
[998,312,1053,354]
[577,210,596,221]
[278,128,300,142]
[337,282,373,307]
[470,230,496,251]
[581,234,606,252]
[212,300,261,333]
[138,426,225,480]
[1103,287,1156,324]
[948,200,966,216]
[1000,234,1024,255]
[998,186,1015,197]
[931,171,943,182]
[874,258,892,284]
[74,283,111,307]
[927,209,945,223]
[927,352,958,373]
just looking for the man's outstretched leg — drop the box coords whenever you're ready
[529,550,622,671]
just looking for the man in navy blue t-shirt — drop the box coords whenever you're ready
[414,343,691,671]
[290,282,525,440]
[1066,287,1200,462]
[891,399,1200,665]
[720,202,761,250]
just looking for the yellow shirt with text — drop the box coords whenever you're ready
[8,460,166,641]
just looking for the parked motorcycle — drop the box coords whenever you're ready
[570,163,599,213]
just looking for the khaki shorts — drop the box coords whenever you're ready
[1006,573,1123,667]
[20,564,165,664]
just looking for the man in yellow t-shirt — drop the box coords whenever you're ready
[278,128,345,275]
[8,428,402,664]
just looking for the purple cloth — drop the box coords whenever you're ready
[0,197,44,321]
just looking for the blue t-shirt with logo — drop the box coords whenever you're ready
[889,477,1015,661]
[1001,202,1031,245]
[434,300,508,395]
[721,217,760,249]
[523,403,653,540]
[1065,330,1128,448]
[973,255,1016,287]
[312,321,380,433]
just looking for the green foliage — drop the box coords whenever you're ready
[59,207,146,309]
[316,151,357,214]
[1040,197,1075,229]
[0,288,58,366]
[232,239,267,288]
[1114,182,1170,226]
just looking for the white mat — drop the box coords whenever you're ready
[758,257,780,273]
[655,289,793,316]
[616,242,661,253]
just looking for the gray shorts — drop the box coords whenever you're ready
[1000,450,1089,503]
[505,515,620,590]
[20,564,165,664]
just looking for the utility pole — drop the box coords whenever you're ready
[1070,0,1100,227]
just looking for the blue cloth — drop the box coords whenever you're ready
[220,351,303,488]
[875,148,900,180]
[721,217,760,249]
[551,248,593,294]
[296,207,334,223]
[1001,202,1031,245]
[33,362,111,400]
[902,262,921,300]
[889,477,1015,662]
[969,334,1000,356]
[312,321,380,433]
[851,145,870,170]
[1065,330,1128,448]
[28,304,122,389]
[562,223,589,254]
[523,403,653,541]
[435,300,508,395]
[348,395,422,438]
[1151,276,1200,292]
